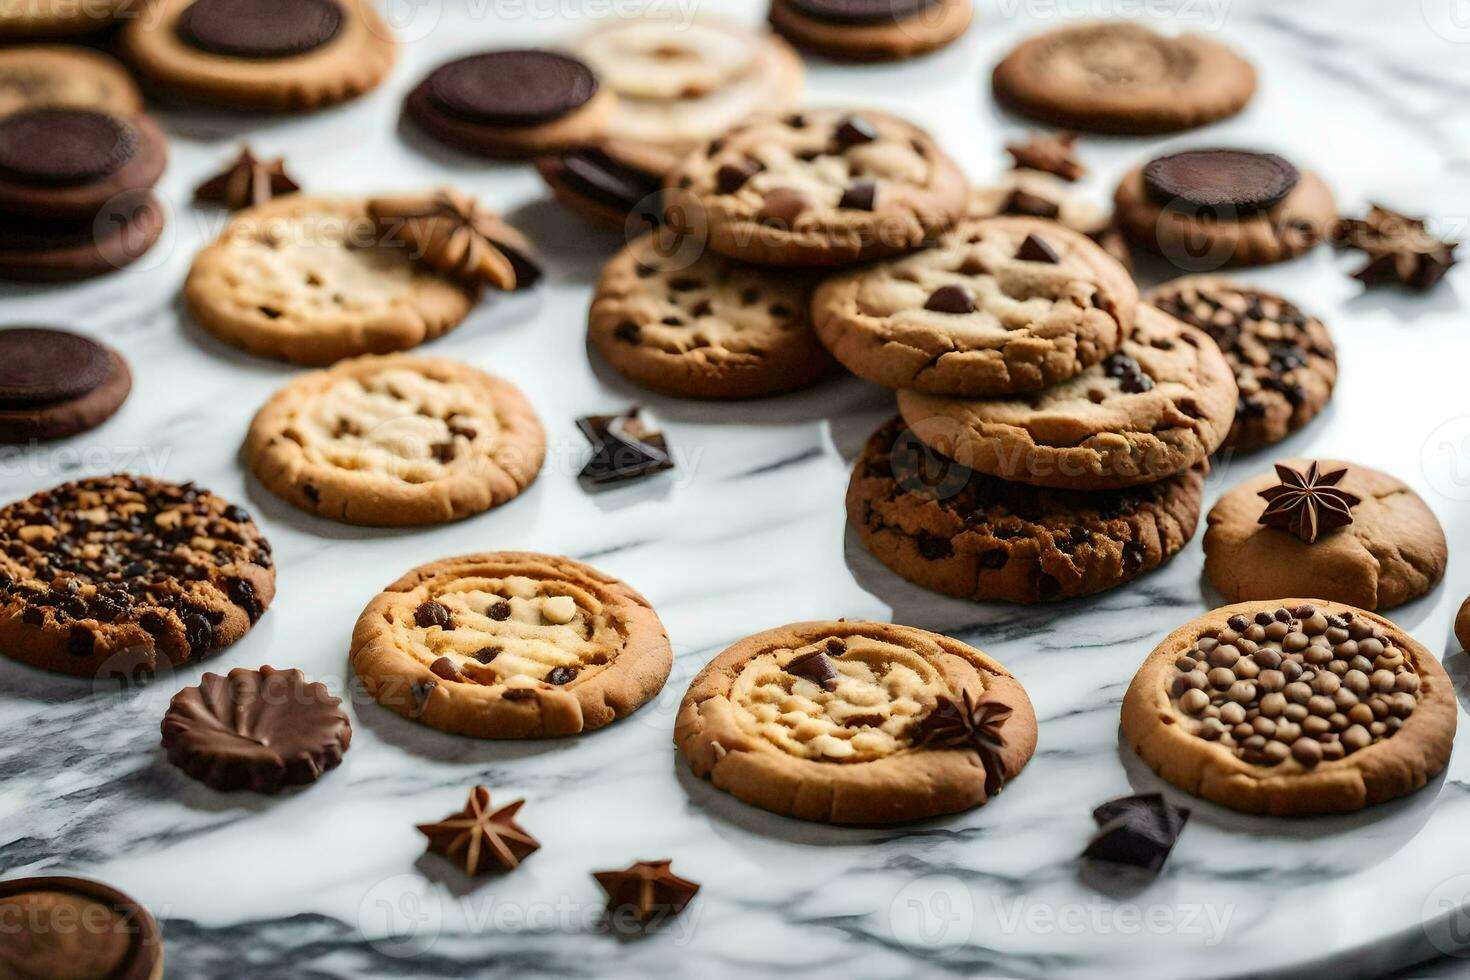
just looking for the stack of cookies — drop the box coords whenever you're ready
[824,216,1240,603]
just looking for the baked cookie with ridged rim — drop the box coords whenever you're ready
[992,22,1256,134]
[768,0,973,63]
[0,45,142,117]
[119,0,396,111]
[675,619,1036,824]
[848,418,1203,603]
[1121,600,1456,815]
[1148,276,1336,453]
[1204,460,1446,610]
[897,305,1236,490]
[246,354,545,527]
[1114,149,1336,268]
[588,230,832,399]
[665,107,968,266]
[0,475,274,677]
[351,552,672,738]
[185,196,477,365]
[813,215,1136,396]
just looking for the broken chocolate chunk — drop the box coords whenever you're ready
[1081,792,1190,879]
[1016,233,1059,263]
[924,284,976,315]
[415,600,453,629]
[786,649,840,690]
[577,406,675,488]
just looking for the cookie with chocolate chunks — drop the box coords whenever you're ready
[162,666,351,793]
[119,0,396,112]
[0,327,133,441]
[405,49,613,159]
[351,552,672,738]
[769,0,972,63]
[675,620,1036,824]
[1149,277,1336,452]
[536,140,675,230]
[0,475,275,677]
[1122,601,1457,815]
[969,168,1130,269]
[848,418,1203,603]
[0,877,163,980]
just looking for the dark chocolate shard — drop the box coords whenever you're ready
[786,649,840,690]
[1081,792,1190,878]
[576,406,674,488]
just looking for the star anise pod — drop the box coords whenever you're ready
[913,690,1012,796]
[1332,204,1458,291]
[593,860,699,925]
[1006,132,1084,182]
[416,786,540,875]
[193,147,300,211]
[368,190,542,291]
[1257,462,1361,544]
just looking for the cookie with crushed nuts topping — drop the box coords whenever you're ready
[1148,276,1336,452]
[675,619,1036,824]
[848,418,1203,604]
[665,107,968,266]
[351,552,672,738]
[1122,600,1456,816]
[0,475,274,677]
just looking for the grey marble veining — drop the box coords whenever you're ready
[2,1,1469,977]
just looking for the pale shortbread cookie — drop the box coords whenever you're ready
[351,552,672,738]
[0,45,142,117]
[245,354,544,527]
[676,620,1037,824]
[185,196,477,366]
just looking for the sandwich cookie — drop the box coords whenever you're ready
[0,327,132,441]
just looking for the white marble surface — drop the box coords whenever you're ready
[2,1,1469,977]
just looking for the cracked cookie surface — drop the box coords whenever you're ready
[848,418,1203,603]
[0,475,274,677]
[1148,276,1336,452]
[897,304,1236,490]
[246,354,544,527]
[185,196,477,366]
[1204,460,1446,610]
[814,216,1136,396]
[589,230,833,398]
[352,552,672,738]
[665,107,967,266]
[675,619,1036,824]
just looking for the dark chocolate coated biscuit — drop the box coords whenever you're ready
[847,418,1203,603]
[0,475,275,677]
[0,189,166,282]
[0,327,111,405]
[0,108,137,185]
[0,876,163,980]
[786,0,941,23]
[427,50,598,126]
[176,0,345,59]
[1143,150,1298,215]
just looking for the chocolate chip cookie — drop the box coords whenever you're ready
[848,418,1204,603]
[245,354,545,527]
[351,552,672,738]
[0,877,163,980]
[1149,276,1336,452]
[1121,601,1456,815]
[119,0,397,111]
[0,475,275,677]
[1114,149,1336,268]
[1204,461,1447,610]
[675,619,1037,824]
[897,305,1236,490]
[970,168,1130,269]
[0,45,142,117]
[0,327,132,442]
[992,22,1256,134]
[405,49,613,159]
[589,230,833,399]
[184,196,477,365]
[665,107,968,266]
[813,215,1137,396]
[768,0,974,63]
[0,0,130,37]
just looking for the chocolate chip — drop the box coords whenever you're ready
[488,601,512,621]
[1037,574,1061,600]
[834,115,878,148]
[1016,233,1059,263]
[227,577,262,621]
[546,666,577,685]
[503,688,535,701]
[924,284,976,314]
[302,484,320,504]
[716,158,762,194]
[415,600,453,629]
[182,612,213,656]
[429,657,461,681]
[838,179,877,211]
[1002,188,1061,220]
[67,627,94,657]
[614,321,641,344]
[1103,354,1154,393]
[787,650,840,690]
[916,533,953,560]
[980,548,1009,569]
[431,442,456,463]
[757,188,812,226]
[826,638,847,656]
[20,606,44,626]
[474,647,500,663]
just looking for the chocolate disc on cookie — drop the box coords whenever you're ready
[428,50,599,126]
[675,620,1037,824]
[0,877,163,980]
[0,327,132,441]
[1121,601,1457,815]
[786,0,941,24]
[0,108,136,185]
[1143,150,1298,214]
[0,475,275,677]
[177,0,344,58]
[771,0,971,61]
[351,552,673,738]
[848,418,1204,603]
[162,666,352,793]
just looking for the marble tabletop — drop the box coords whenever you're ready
[2,1,1469,977]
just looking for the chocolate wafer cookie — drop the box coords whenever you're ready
[0,327,132,442]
